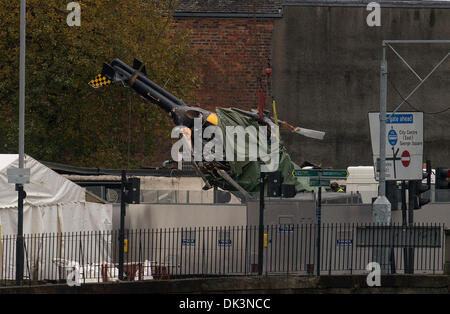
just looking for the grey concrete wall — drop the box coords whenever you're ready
[247,200,316,226]
[272,4,450,168]
[322,203,450,224]
[248,200,450,225]
[113,201,449,230]
[113,204,247,230]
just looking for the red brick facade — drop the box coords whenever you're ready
[175,18,275,112]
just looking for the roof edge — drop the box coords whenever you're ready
[174,12,283,18]
[282,1,450,9]
[40,160,198,177]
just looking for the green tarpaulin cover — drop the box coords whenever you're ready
[214,108,315,194]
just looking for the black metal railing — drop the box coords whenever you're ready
[0,223,445,286]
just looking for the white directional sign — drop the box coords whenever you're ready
[7,167,30,184]
[368,112,423,181]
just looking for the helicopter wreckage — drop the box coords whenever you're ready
[89,58,326,200]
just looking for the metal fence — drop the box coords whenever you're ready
[0,223,445,285]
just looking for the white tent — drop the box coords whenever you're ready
[0,155,114,281]
[0,154,113,234]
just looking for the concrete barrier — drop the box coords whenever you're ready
[1,275,449,294]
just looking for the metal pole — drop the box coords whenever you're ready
[401,181,407,227]
[373,44,391,224]
[407,180,415,274]
[379,45,388,199]
[408,181,415,226]
[316,185,322,276]
[16,0,26,285]
[118,170,126,280]
[384,40,450,44]
[257,171,264,276]
[15,185,24,284]
[372,44,391,274]
[19,0,25,168]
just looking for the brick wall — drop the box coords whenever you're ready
[175,18,275,112]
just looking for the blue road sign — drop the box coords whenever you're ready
[388,129,398,146]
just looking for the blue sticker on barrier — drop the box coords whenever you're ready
[278,226,295,233]
[218,240,232,246]
[336,240,353,247]
[182,239,196,246]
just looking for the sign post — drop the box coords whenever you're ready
[369,112,424,181]
[371,39,450,273]
[293,169,348,275]
[369,111,423,272]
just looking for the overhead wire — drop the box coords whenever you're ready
[388,77,450,115]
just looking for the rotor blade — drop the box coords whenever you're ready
[293,127,325,140]
[278,120,326,140]
[233,108,325,140]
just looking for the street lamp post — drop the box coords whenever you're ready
[373,43,391,225]
[372,43,391,273]
[373,40,450,272]
[15,0,27,284]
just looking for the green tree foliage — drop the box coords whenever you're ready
[0,0,199,168]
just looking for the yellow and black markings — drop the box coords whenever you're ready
[88,74,111,88]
